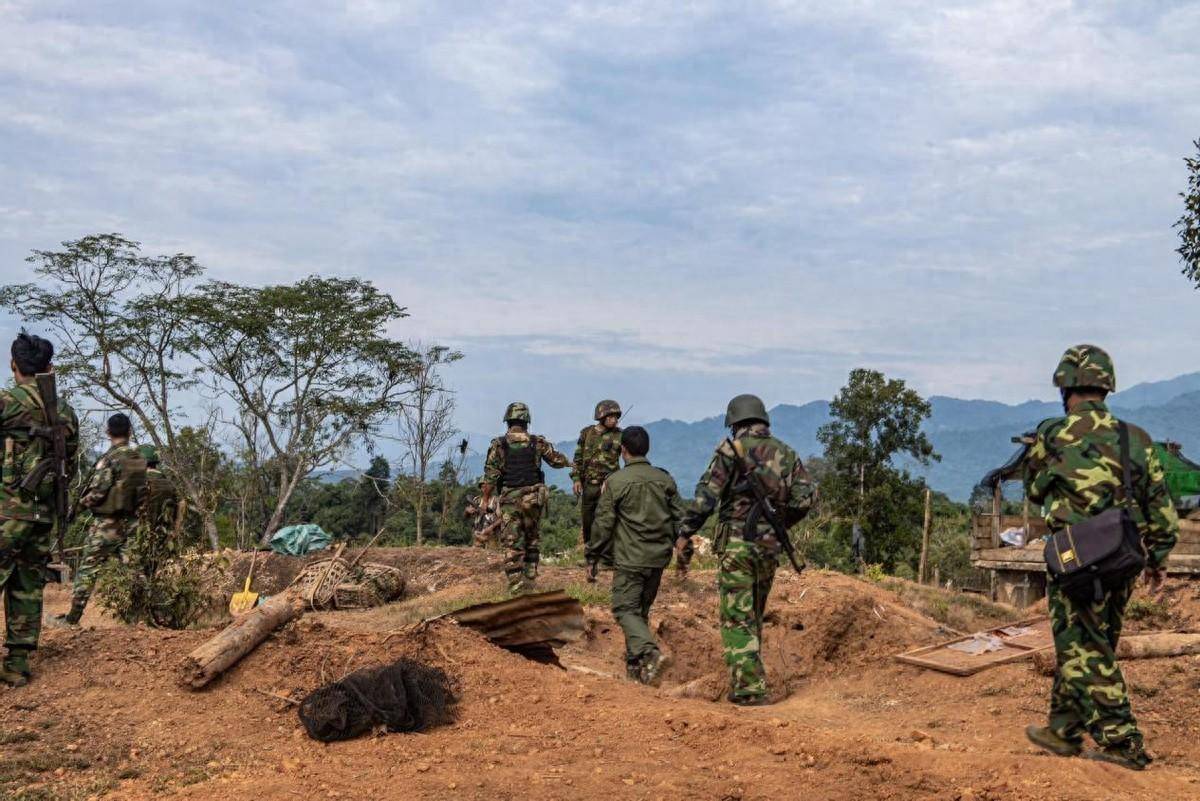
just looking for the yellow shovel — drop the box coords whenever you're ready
[229,549,260,614]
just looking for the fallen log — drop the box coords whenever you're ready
[1031,632,1200,675]
[179,591,305,689]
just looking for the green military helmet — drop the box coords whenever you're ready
[1052,344,1116,392]
[137,444,159,464]
[593,399,621,421]
[724,394,769,428]
[503,402,532,425]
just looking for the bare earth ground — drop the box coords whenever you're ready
[3,546,1200,801]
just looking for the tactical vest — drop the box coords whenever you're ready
[500,439,543,489]
[2,384,51,496]
[92,447,148,516]
[139,468,176,526]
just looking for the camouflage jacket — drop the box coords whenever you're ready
[571,423,623,485]
[481,428,570,493]
[80,442,147,516]
[1025,400,1179,569]
[679,423,815,547]
[0,378,79,523]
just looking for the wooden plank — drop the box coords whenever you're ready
[895,617,1053,676]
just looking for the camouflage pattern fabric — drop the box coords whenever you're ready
[79,443,147,514]
[679,422,814,702]
[0,378,80,522]
[1026,400,1178,568]
[611,566,664,671]
[1052,344,1116,392]
[482,429,569,590]
[71,515,130,609]
[496,486,547,589]
[136,467,179,539]
[1025,399,1179,758]
[717,537,775,701]
[572,423,622,547]
[1047,580,1141,751]
[1,518,52,658]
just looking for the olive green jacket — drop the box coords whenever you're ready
[588,457,687,569]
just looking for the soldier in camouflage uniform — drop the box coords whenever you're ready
[1,332,79,687]
[572,400,623,554]
[57,413,147,625]
[480,403,570,592]
[1024,345,1178,771]
[677,394,815,705]
[136,445,179,543]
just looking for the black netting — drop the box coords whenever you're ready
[297,658,456,742]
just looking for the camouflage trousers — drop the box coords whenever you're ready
[1,517,53,655]
[71,515,130,610]
[1047,579,1141,750]
[717,537,776,701]
[611,566,664,669]
[497,486,546,589]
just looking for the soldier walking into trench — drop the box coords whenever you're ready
[586,426,686,685]
[572,400,623,555]
[676,394,814,706]
[479,403,570,593]
[1024,345,1178,770]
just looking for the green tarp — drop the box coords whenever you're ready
[1154,443,1200,506]
[269,523,332,556]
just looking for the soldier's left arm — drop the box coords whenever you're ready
[587,478,620,564]
[537,437,571,470]
[1139,444,1180,569]
[679,444,734,537]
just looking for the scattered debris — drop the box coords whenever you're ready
[895,618,1053,676]
[443,589,585,662]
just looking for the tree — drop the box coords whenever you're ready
[183,277,419,544]
[395,344,462,545]
[0,234,225,546]
[816,369,940,571]
[1176,138,1200,288]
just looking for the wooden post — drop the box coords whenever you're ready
[991,484,1003,548]
[918,488,932,584]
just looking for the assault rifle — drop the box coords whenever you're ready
[22,373,71,560]
[727,439,806,575]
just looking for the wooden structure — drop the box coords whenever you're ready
[896,617,1052,676]
[971,437,1200,606]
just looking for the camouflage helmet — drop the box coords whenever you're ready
[1052,344,1116,392]
[503,402,532,425]
[724,394,769,427]
[594,399,621,421]
[137,444,159,464]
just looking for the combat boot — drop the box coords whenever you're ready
[1,650,31,688]
[1084,743,1151,771]
[1025,725,1083,757]
[639,651,671,687]
[730,694,772,707]
[51,604,83,627]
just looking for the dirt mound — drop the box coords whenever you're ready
[4,549,1200,800]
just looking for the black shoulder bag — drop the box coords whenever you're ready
[1043,422,1147,602]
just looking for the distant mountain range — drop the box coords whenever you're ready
[450,372,1200,501]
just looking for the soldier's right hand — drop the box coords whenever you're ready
[585,559,599,583]
[1144,566,1166,593]
[573,481,582,497]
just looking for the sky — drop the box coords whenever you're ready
[1,0,1199,443]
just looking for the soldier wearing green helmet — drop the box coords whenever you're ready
[571,399,623,553]
[1024,345,1178,770]
[136,443,180,550]
[480,402,570,592]
[677,394,815,706]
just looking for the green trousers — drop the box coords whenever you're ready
[611,566,664,668]
[496,487,544,588]
[1,517,52,655]
[580,484,603,550]
[718,538,776,701]
[1047,579,1142,749]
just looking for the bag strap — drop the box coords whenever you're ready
[1118,421,1133,503]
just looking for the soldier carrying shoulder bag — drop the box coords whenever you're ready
[1043,422,1147,602]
